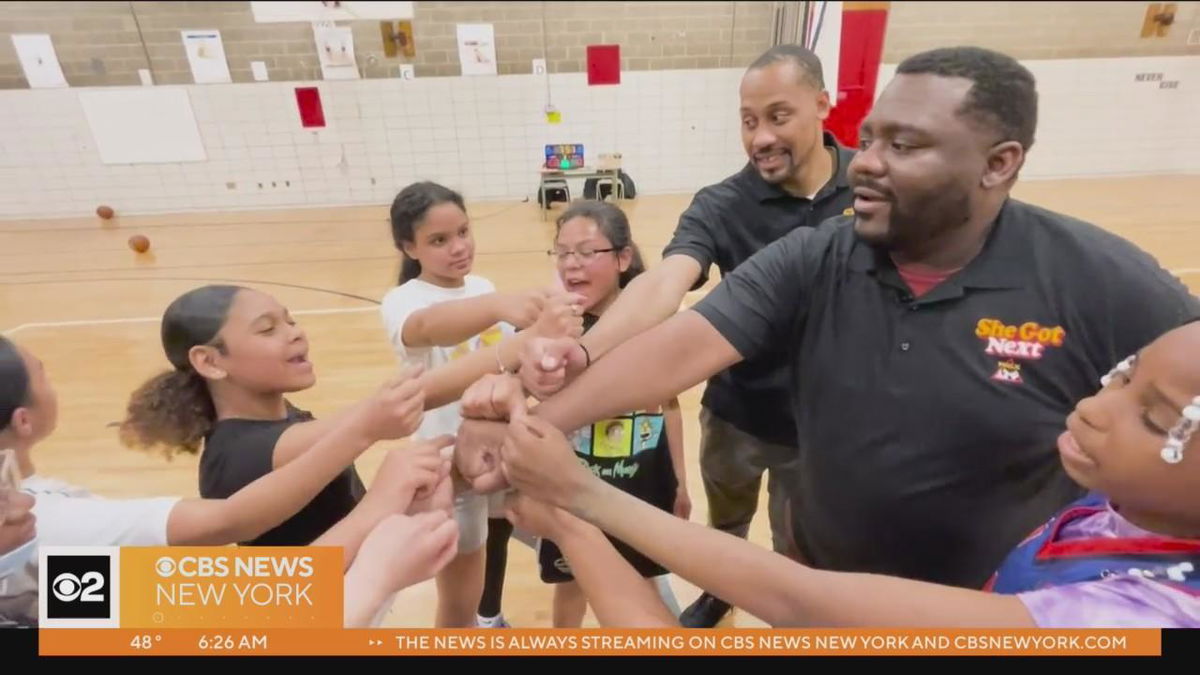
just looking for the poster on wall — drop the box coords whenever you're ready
[11,34,67,88]
[313,23,360,80]
[457,24,497,76]
[181,30,232,84]
[251,2,413,22]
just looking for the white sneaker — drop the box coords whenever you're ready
[476,614,511,628]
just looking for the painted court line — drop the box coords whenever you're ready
[3,305,377,336]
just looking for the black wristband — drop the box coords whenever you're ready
[579,342,592,368]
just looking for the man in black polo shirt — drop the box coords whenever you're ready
[516,44,855,627]
[482,46,1199,593]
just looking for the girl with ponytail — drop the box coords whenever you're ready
[1,331,446,563]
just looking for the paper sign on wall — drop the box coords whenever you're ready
[11,34,67,88]
[313,23,359,80]
[182,30,232,84]
[457,24,497,76]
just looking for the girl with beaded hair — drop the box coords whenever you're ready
[975,321,1200,626]
[497,321,1200,628]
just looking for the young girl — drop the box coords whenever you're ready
[0,488,36,627]
[382,181,584,628]
[534,199,690,627]
[3,329,465,629]
[117,285,429,549]
[500,320,1200,628]
[1,330,449,562]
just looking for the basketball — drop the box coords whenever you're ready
[128,234,150,253]
[96,205,115,219]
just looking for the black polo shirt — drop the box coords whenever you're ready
[692,198,1200,588]
[663,132,856,449]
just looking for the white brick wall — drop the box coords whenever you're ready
[875,55,1200,179]
[0,55,1196,219]
[0,68,747,218]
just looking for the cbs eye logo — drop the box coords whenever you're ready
[46,555,111,619]
[52,570,104,602]
[155,556,176,577]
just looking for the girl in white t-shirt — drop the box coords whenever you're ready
[381,181,578,628]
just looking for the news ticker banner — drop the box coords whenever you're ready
[33,546,1164,657]
[38,628,1163,657]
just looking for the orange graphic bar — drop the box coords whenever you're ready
[119,547,344,629]
[39,628,1162,657]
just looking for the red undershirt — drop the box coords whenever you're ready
[894,260,961,298]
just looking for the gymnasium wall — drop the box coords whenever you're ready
[882,1,1200,62]
[877,1,1200,179]
[0,67,749,217]
[0,2,1197,219]
[0,1,774,87]
[875,55,1200,179]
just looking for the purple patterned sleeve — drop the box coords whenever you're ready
[1018,577,1200,628]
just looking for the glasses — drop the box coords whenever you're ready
[547,247,616,263]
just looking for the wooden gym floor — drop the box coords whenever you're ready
[2,174,1198,628]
